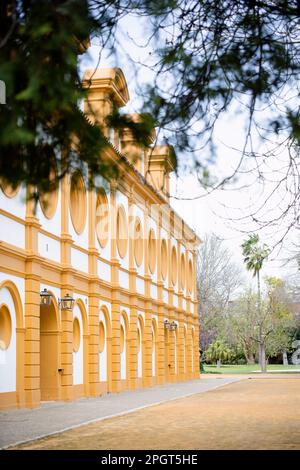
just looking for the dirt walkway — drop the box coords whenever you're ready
[14,376,300,450]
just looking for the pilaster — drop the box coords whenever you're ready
[110,294,121,393]
[24,188,42,407]
[88,282,101,396]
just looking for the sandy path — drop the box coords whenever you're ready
[14,376,300,450]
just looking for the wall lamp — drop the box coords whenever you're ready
[40,288,53,306]
[58,294,75,311]
[40,289,75,310]
[164,320,178,331]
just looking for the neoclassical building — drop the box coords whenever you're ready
[0,68,200,410]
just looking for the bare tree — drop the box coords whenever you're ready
[197,233,243,351]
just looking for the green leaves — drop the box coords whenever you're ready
[0,0,116,191]
[204,340,233,364]
[1,0,300,204]
[241,234,270,277]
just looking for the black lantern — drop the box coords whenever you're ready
[59,293,75,310]
[164,319,171,330]
[40,288,52,306]
[170,321,177,331]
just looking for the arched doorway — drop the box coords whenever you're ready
[164,323,169,382]
[120,311,129,387]
[151,319,158,382]
[0,281,24,409]
[174,327,179,378]
[99,306,111,393]
[72,300,88,398]
[183,325,188,376]
[191,327,195,375]
[137,316,144,382]
[40,298,60,401]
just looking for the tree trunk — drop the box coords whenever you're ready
[259,342,267,373]
[216,359,221,368]
[282,350,288,366]
[246,353,255,365]
[257,271,261,311]
[257,271,263,370]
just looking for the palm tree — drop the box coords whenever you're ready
[205,340,232,368]
[241,234,270,372]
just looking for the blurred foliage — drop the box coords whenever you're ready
[197,233,243,351]
[0,1,154,195]
[136,1,300,155]
[224,280,296,363]
[204,340,233,365]
[241,234,270,278]
[1,1,300,224]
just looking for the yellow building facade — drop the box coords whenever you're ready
[0,68,200,410]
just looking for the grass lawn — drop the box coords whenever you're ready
[202,364,300,374]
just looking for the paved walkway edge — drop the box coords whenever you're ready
[1,377,245,449]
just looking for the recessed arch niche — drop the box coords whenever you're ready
[116,205,128,258]
[0,180,20,198]
[0,304,12,351]
[188,259,193,294]
[96,188,109,248]
[134,218,143,267]
[161,239,168,280]
[70,170,87,234]
[171,246,177,286]
[180,253,186,290]
[148,229,156,274]
[39,160,59,219]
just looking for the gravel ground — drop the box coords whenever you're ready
[12,375,300,450]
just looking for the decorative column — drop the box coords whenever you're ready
[169,328,175,382]
[88,184,100,396]
[166,210,175,383]
[60,173,75,401]
[24,187,42,408]
[143,199,153,388]
[110,181,121,393]
[176,240,184,383]
[177,314,185,382]
[156,315,166,385]
[192,249,200,377]
[156,209,164,386]
[128,187,138,390]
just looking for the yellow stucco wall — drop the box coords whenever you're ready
[0,68,200,410]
